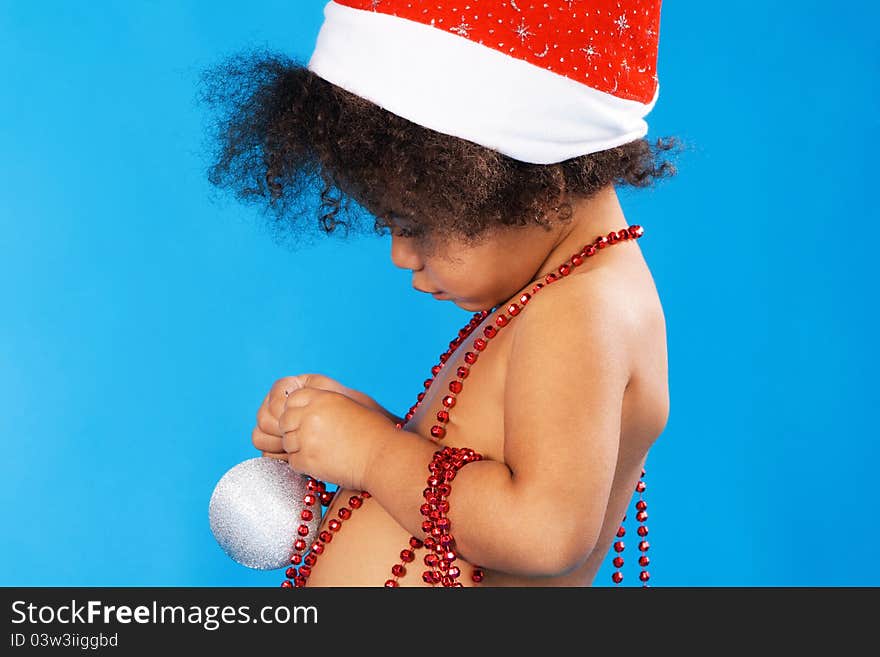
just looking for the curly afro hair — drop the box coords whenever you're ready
[197,47,685,255]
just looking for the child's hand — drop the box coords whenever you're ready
[276,386,395,490]
[253,374,356,459]
[251,374,395,489]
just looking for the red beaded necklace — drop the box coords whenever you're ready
[281,225,650,588]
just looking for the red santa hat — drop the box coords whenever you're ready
[307,0,663,165]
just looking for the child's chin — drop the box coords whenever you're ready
[451,299,481,311]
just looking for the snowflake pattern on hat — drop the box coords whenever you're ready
[336,0,661,104]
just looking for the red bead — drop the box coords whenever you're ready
[318,530,332,543]
[385,579,399,587]
[281,580,293,588]
[483,325,498,338]
[307,479,321,492]
[304,553,317,567]
[456,366,470,379]
[303,494,317,506]
[422,520,433,533]
[400,549,415,563]
[436,410,449,423]
[616,526,626,537]
[583,245,596,256]
[636,500,647,511]
[301,509,313,521]
[299,566,311,578]
[297,524,310,537]
[409,537,424,549]
[422,571,435,584]
[431,364,442,375]
[571,255,583,266]
[338,508,351,520]
[294,539,307,551]
[441,576,454,587]
[507,303,521,316]
[361,491,371,498]
[636,510,648,522]
[639,571,650,582]
[290,554,302,565]
[637,526,649,537]
[636,481,646,493]
[448,380,463,394]
[392,564,406,577]
[639,556,650,567]
[320,491,334,506]
[311,542,324,555]
[439,352,450,363]
[430,425,446,439]
[607,231,619,243]
[595,235,609,248]
[613,541,625,553]
[617,229,629,240]
[639,541,650,552]
[612,572,623,584]
[442,395,456,408]
[349,496,362,508]
[417,392,425,402]
[285,566,297,578]
[519,292,531,304]
[464,351,478,364]
[629,225,644,238]
[613,557,624,568]
[473,338,487,351]
[544,273,558,284]
[495,315,509,327]
[328,519,341,531]
[558,264,571,276]
[424,378,433,389]
[294,576,307,587]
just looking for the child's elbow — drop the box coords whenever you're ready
[528,526,599,577]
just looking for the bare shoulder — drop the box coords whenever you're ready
[505,262,669,452]
[510,267,642,384]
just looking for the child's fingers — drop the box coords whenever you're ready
[252,426,283,453]
[256,398,282,436]
[267,376,308,425]
[261,451,288,461]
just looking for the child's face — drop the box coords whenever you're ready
[390,224,561,311]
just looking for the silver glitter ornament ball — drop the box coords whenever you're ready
[208,457,322,570]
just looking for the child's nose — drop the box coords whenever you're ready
[390,234,423,271]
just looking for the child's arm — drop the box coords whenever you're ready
[364,277,633,577]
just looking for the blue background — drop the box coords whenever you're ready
[1,0,876,586]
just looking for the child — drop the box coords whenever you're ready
[200,0,680,587]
